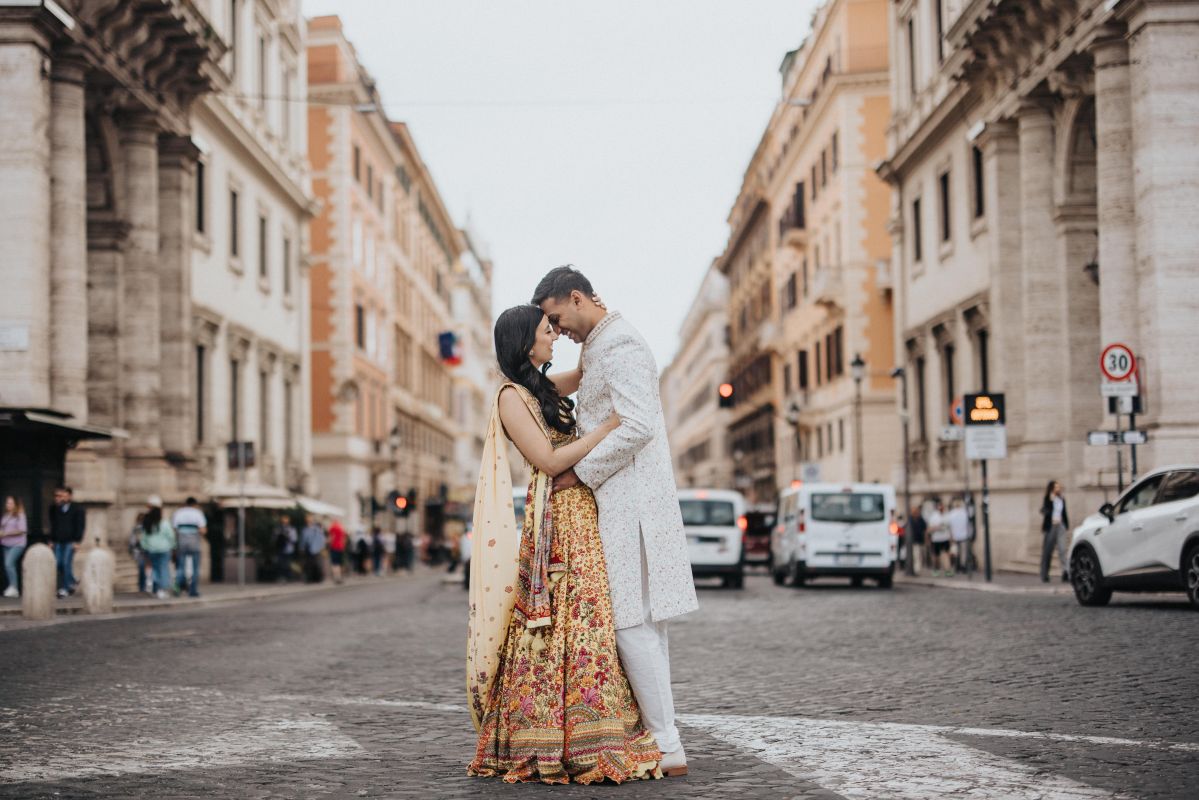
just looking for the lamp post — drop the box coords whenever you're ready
[851,354,866,482]
[890,366,914,576]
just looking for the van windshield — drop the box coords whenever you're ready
[679,500,737,526]
[811,493,886,523]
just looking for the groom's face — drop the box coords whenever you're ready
[539,292,588,344]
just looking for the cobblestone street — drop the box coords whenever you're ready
[0,569,1195,799]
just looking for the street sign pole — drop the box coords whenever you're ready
[238,441,246,587]
[1115,413,1124,494]
[1129,408,1138,481]
[980,459,992,583]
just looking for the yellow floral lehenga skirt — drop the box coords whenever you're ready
[468,475,661,784]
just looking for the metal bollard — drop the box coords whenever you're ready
[82,540,115,614]
[21,543,56,620]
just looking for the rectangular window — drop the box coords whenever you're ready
[257,36,266,110]
[259,369,269,453]
[817,426,824,459]
[935,0,945,63]
[258,214,268,279]
[821,149,828,187]
[794,181,805,228]
[353,145,361,182]
[282,236,291,295]
[912,197,922,262]
[282,67,294,143]
[907,17,917,97]
[229,189,239,257]
[783,363,792,394]
[838,418,845,451]
[834,327,844,376]
[831,131,839,172]
[802,258,809,298]
[367,165,374,199]
[195,160,206,234]
[798,350,809,390]
[811,165,818,201]
[939,171,951,242]
[355,304,365,349]
[786,272,797,309]
[915,355,927,441]
[944,343,956,420]
[283,378,293,462]
[815,341,823,387]
[825,333,834,382]
[230,358,241,441]
[977,329,990,392]
[195,344,206,443]
[972,145,985,218]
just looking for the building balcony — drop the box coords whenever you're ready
[811,264,843,309]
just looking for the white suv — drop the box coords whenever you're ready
[1068,465,1199,609]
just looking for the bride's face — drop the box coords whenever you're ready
[529,314,558,368]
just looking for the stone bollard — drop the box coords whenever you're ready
[82,540,115,615]
[21,543,57,621]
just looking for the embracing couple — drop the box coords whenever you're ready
[466,266,699,784]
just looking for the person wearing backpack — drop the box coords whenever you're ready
[171,497,207,597]
[139,496,176,599]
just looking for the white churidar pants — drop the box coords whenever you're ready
[614,533,681,754]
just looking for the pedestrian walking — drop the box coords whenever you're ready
[171,497,207,598]
[2,496,28,598]
[397,531,415,572]
[48,486,86,598]
[128,513,149,594]
[299,515,326,583]
[328,518,347,584]
[274,514,298,582]
[139,497,176,599]
[906,505,927,574]
[1040,480,1070,583]
[353,529,370,575]
[926,500,952,576]
[379,529,397,575]
[370,526,384,576]
[947,498,971,574]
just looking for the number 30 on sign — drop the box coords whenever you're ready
[1100,343,1136,382]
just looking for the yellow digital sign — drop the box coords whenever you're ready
[964,393,1005,425]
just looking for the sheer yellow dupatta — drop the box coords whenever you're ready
[466,384,523,732]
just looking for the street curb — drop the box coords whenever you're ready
[896,575,1074,596]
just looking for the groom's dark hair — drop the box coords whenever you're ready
[531,265,594,305]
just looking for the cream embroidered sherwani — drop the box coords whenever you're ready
[573,312,698,631]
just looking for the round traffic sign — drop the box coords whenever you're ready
[1100,343,1136,382]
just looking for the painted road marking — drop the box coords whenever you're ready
[0,717,363,784]
[680,713,1123,800]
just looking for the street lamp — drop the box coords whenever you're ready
[890,366,914,576]
[851,354,866,482]
[784,400,802,481]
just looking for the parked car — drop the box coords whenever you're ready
[1068,465,1199,609]
[742,505,776,568]
[771,482,899,588]
[677,488,746,589]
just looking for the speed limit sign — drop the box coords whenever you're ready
[1100,343,1136,381]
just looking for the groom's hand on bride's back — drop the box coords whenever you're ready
[553,469,583,491]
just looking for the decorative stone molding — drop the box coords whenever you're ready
[226,324,253,361]
[193,308,222,347]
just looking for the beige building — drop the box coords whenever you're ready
[878,0,1199,569]
[661,265,733,491]
[307,16,460,538]
[718,0,897,503]
[0,3,210,556]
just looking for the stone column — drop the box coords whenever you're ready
[1090,32,1138,348]
[0,19,54,408]
[158,135,199,457]
[1124,0,1199,463]
[49,53,89,420]
[978,121,1024,445]
[1016,101,1066,471]
[118,113,162,454]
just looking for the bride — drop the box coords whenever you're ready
[466,304,661,784]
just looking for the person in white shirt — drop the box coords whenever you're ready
[1039,480,1070,583]
[926,501,952,576]
[170,497,207,597]
[947,499,972,574]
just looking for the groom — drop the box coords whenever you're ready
[533,266,698,777]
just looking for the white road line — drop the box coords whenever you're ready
[0,717,363,784]
[679,713,1126,800]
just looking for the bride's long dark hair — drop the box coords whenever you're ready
[494,305,574,434]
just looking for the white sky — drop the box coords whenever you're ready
[301,0,822,369]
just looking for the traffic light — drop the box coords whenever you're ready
[718,382,735,409]
[388,490,410,517]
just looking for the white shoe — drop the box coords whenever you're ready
[659,745,687,777]
[2,587,18,598]
[155,590,168,600]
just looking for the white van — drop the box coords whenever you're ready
[771,482,898,588]
[678,488,747,589]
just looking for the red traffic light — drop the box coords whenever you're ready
[718,383,734,399]
[394,496,408,510]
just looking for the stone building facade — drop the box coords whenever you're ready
[718,0,897,503]
[878,0,1199,570]
[0,2,223,555]
[660,265,733,491]
[307,16,459,538]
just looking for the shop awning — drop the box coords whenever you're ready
[295,496,346,518]
[0,408,125,440]
[209,483,296,510]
